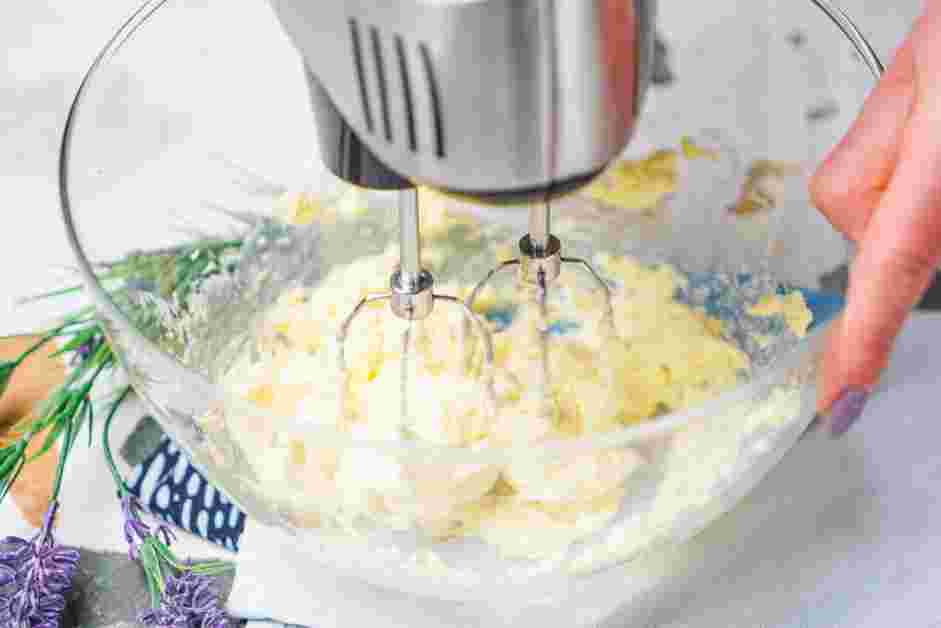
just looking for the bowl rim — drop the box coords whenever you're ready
[58,0,882,467]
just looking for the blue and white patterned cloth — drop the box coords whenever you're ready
[128,436,247,552]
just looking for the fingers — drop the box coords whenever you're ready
[834,103,941,398]
[816,313,846,414]
[809,37,916,242]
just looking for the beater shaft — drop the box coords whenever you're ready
[528,201,552,254]
[391,189,435,321]
[398,188,423,288]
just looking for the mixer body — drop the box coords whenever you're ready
[269,0,656,203]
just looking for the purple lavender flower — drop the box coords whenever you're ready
[77,339,95,360]
[70,336,99,367]
[0,501,80,628]
[121,494,151,560]
[121,492,230,628]
[138,567,231,628]
[121,493,175,560]
[121,493,229,627]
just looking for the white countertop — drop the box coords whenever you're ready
[606,311,941,627]
[5,2,940,627]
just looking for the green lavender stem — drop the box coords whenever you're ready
[49,412,75,504]
[102,386,133,496]
[1,235,246,574]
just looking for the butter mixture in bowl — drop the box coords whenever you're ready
[210,182,817,567]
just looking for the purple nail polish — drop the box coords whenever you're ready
[828,388,869,437]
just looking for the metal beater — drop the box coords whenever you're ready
[463,202,615,416]
[336,188,497,425]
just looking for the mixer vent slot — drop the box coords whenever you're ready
[348,20,445,158]
[419,43,446,159]
[369,26,394,143]
[348,18,373,134]
[395,36,418,153]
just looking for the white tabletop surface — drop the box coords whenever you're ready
[5,2,941,627]
[605,311,941,627]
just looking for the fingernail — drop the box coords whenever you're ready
[827,387,870,437]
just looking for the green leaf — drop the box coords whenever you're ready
[60,391,84,425]
[102,387,133,495]
[151,539,179,567]
[12,413,41,436]
[0,454,14,480]
[145,576,162,609]
[139,542,165,607]
[186,560,235,576]
[31,371,84,424]
[0,456,25,503]
[141,541,158,569]
[26,418,68,463]
[177,255,211,294]
[72,397,89,440]
[0,331,59,371]
[86,399,95,448]
[14,386,71,435]
[16,284,85,305]
[48,411,76,502]
[0,440,27,482]
[0,360,16,399]
[87,343,114,370]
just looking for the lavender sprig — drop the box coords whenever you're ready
[0,237,243,497]
[0,315,112,499]
[0,501,80,628]
[0,236,243,626]
[122,493,175,561]
[103,390,233,626]
[0,342,91,628]
[138,565,230,628]
[0,312,95,412]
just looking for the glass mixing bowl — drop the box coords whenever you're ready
[59,0,882,623]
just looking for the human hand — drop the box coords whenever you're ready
[810,5,941,435]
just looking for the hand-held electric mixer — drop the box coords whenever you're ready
[267,0,883,419]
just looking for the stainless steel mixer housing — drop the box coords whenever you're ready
[269,0,656,203]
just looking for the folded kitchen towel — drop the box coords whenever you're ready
[127,431,246,553]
